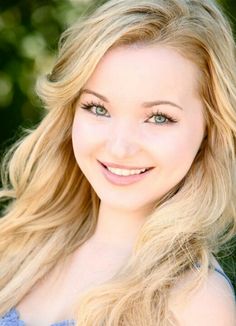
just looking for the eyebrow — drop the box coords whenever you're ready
[79,88,183,111]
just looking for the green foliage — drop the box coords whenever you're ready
[0,0,107,148]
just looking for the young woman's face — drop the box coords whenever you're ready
[72,45,206,214]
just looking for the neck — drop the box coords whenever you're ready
[90,202,150,251]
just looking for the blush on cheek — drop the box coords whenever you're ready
[159,139,197,176]
[72,120,91,147]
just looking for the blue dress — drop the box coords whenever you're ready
[0,268,234,326]
[0,308,75,326]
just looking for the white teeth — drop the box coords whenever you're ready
[107,167,147,176]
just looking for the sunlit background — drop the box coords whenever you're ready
[0,0,235,288]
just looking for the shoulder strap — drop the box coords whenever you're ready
[214,267,235,294]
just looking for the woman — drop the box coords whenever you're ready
[0,0,235,325]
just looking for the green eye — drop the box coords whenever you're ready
[146,111,178,125]
[94,106,107,116]
[80,102,109,117]
[153,115,167,124]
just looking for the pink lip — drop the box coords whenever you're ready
[98,160,152,170]
[98,161,153,186]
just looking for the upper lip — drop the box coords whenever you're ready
[98,160,153,170]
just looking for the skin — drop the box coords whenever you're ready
[72,45,206,249]
[169,259,236,325]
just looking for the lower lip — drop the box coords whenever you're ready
[98,161,153,185]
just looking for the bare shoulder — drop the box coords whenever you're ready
[168,264,236,326]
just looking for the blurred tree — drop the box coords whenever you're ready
[0,0,108,150]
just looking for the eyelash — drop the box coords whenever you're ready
[80,101,178,125]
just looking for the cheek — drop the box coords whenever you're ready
[148,127,203,175]
[71,115,108,158]
[72,117,88,159]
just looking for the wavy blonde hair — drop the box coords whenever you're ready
[0,0,236,324]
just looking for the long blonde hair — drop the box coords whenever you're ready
[0,0,236,324]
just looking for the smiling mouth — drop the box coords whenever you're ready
[99,162,154,175]
[98,160,154,185]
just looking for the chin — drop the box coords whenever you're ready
[98,193,154,213]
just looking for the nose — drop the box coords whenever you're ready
[105,121,141,159]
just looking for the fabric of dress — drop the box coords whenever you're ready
[0,308,75,326]
[0,268,234,326]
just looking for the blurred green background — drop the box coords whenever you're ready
[0,0,235,288]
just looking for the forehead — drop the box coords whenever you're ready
[83,45,201,104]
